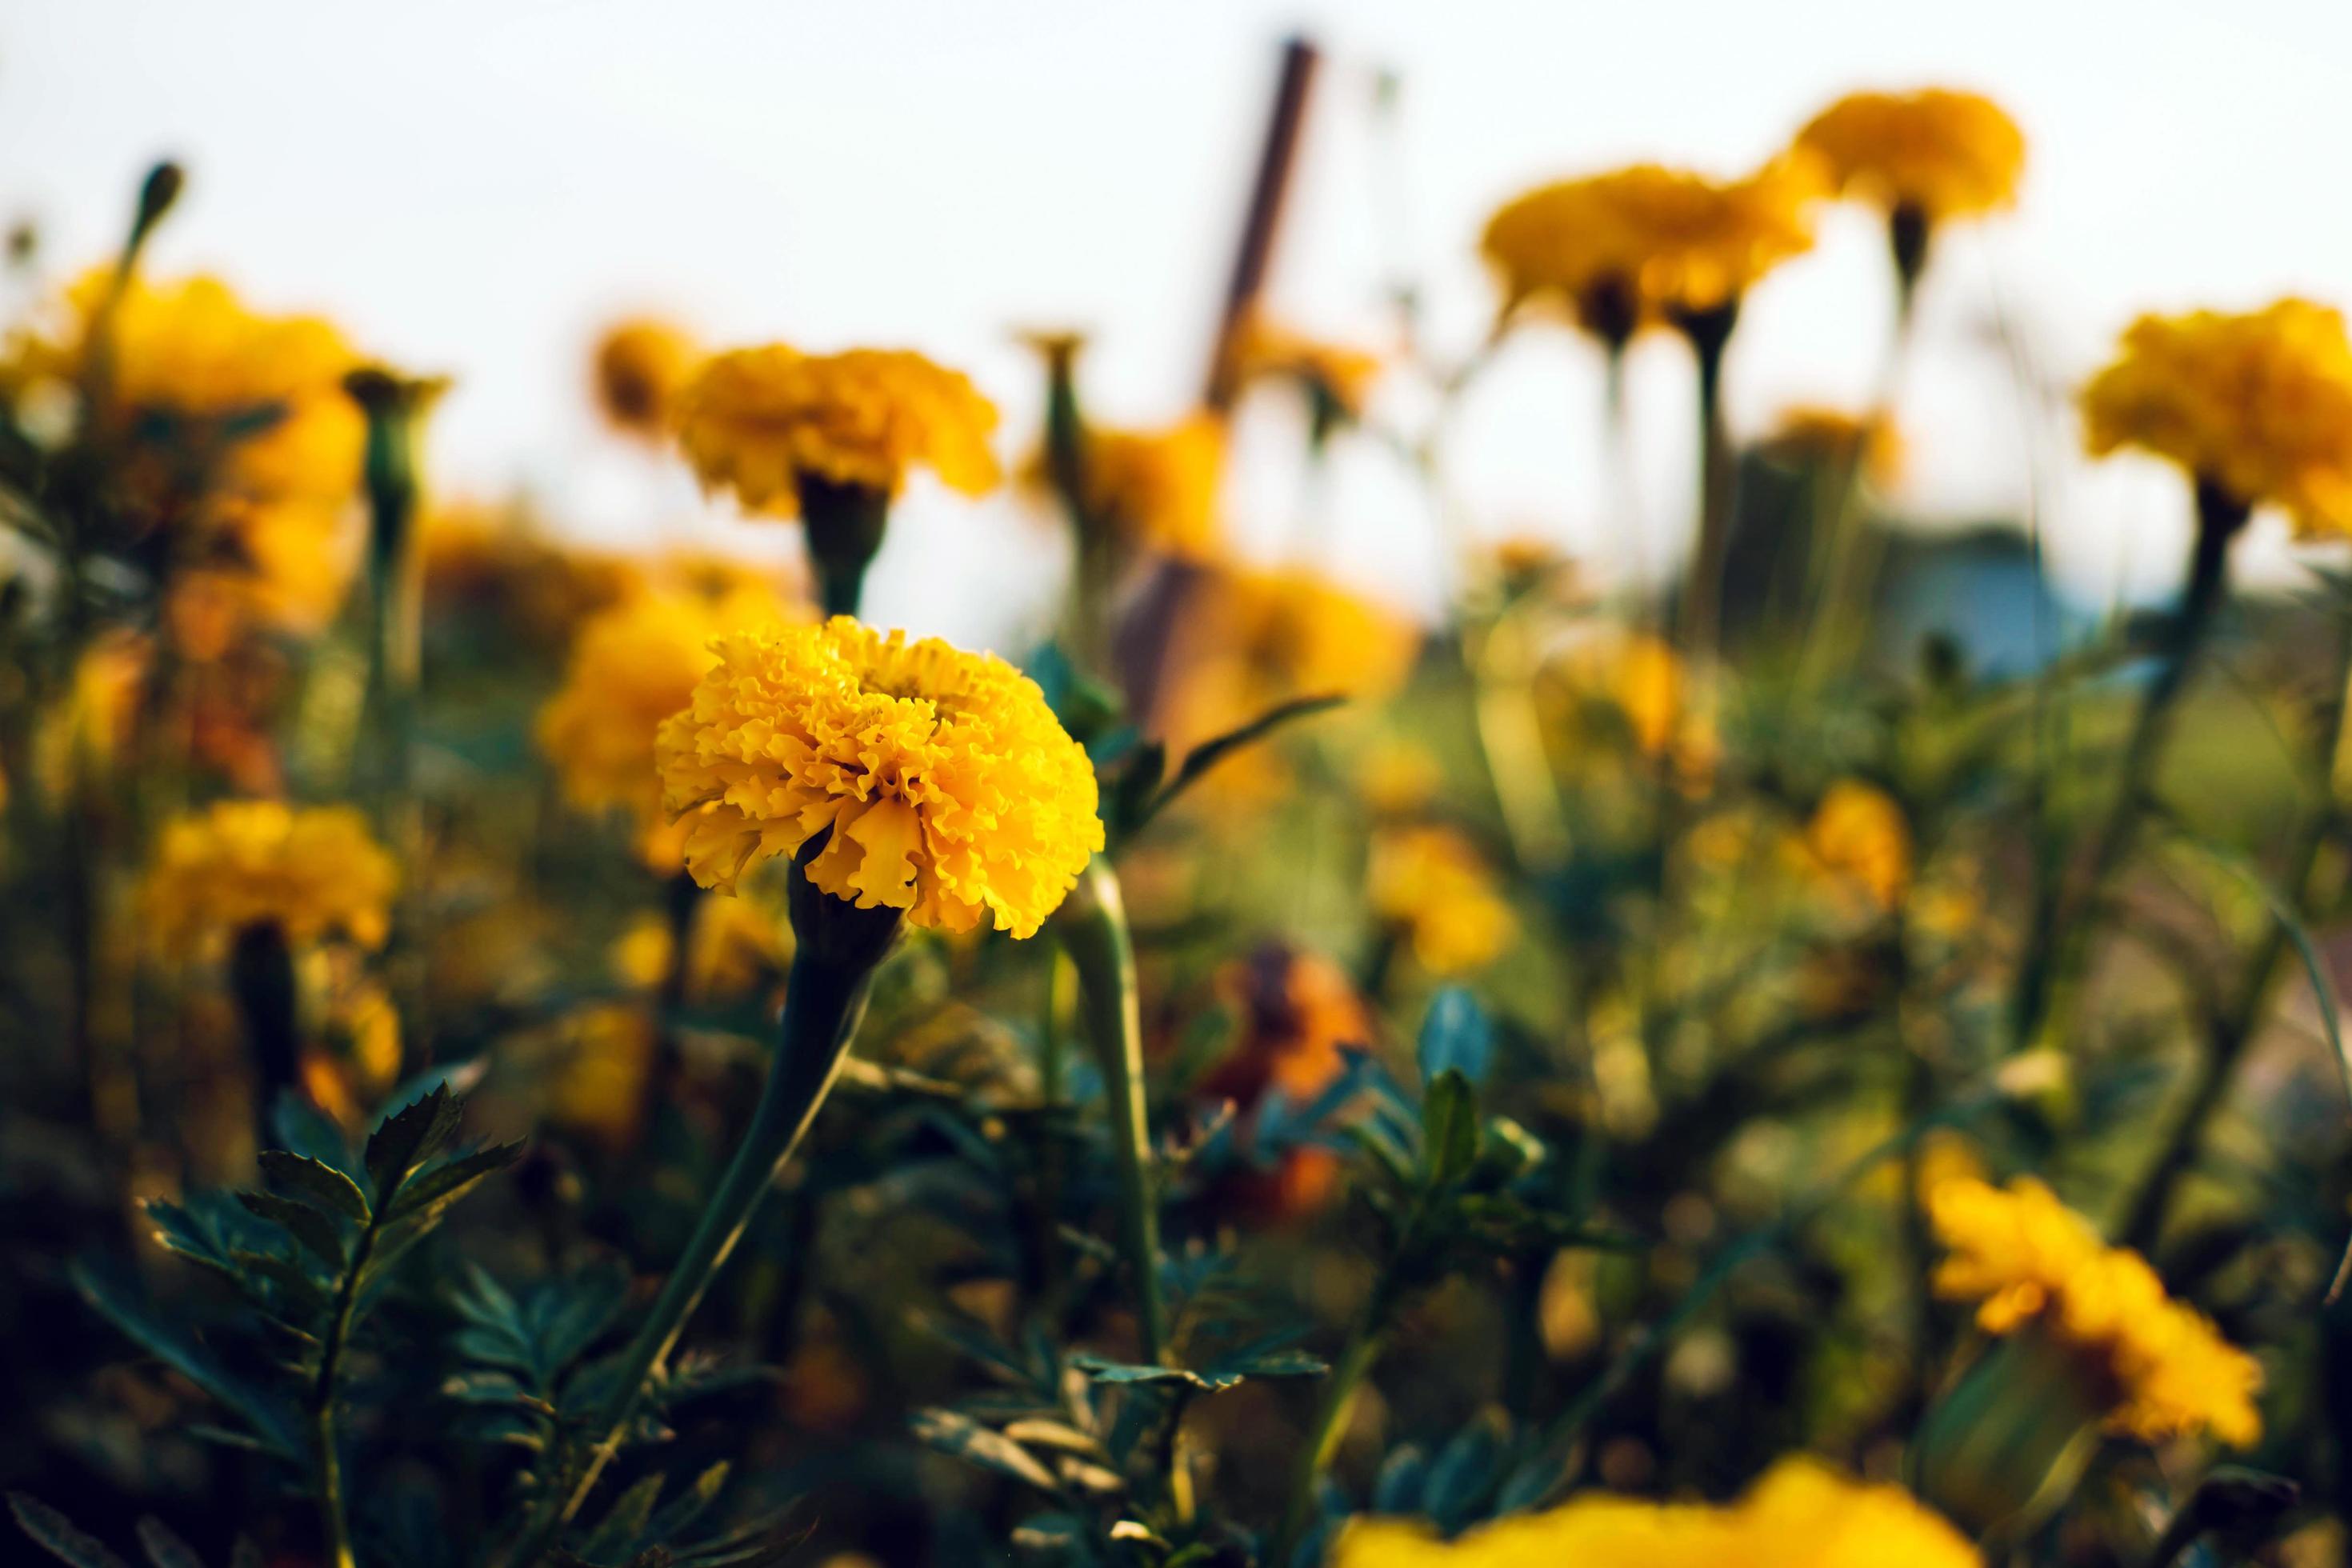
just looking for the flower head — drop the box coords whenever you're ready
[1795,88,2026,225]
[1800,780,1913,914]
[1026,414,1224,558]
[655,617,1102,938]
[538,581,801,867]
[672,345,999,517]
[1760,404,1905,486]
[1334,1457,1974,1568]
[1482,162,1818,338]
[2079,299,2352,536]
[2,270,366,630]
[592,316,700,439]
[1230,316,1385,424]
[144,800,398,959]
[1368,824,1517,976]
[1931,1176,2262,1446]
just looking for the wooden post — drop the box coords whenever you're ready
[1201,34,1321,412]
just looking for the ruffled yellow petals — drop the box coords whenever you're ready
[1796,88,2026,224]
[143,801,398,960]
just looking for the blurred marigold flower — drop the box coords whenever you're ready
[1930,1176,2262,1446]
[591,316,700,439]
[1023,414,1225,559]
[1481,161,1819,340]
[1334,1456,1974,1566]
[1799,779,1913,915]
[421,500,646,645]
[1367,823,1517,976]
[610,888,791,1006]
[1539,630,1717,787]
[143,799,398,960]
[655,617,1102,938]
[1230,315,1385,427]
[1196,945,1373,1223]
[671,344,999,516]
[1760,403,1905,487]
[2078,298,2352,538]
[537,582,800,870]
[2,270,366,631]
[1795,87,2026,226]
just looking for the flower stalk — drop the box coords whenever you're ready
[1674,300,1739,662]
[227,918,300,1138]
[797,474,890,618]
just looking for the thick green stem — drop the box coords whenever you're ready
[509,906,886,1565]
[311,1175,390,1568]
[798,474,889,620]
[1674,300,1738,662]
[1052,858,1166,1365]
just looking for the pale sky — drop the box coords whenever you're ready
[7,0,2352,646]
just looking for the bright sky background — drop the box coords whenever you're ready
[7,0,2352,647]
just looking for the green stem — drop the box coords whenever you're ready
[509,932,882,1564]
[1274,1321,1387,1565]
[311,1183,389,1568]
[1052,858,1166,1365]
[798,474,889,620]
[1674,300,1738,663]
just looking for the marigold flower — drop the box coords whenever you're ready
[1540,630,1717,786]
[1334,1456,1975,1567]
[654,617,1102,938]
[1025,414,1225,558]
[2078,299,2352,538]
[1800,780,1913,914]
[1230,316,1385,425]
[671,344,1000,516]
[2,270,366,630]
[422,500,649,647]
[1367,824,1517,976]
[1930,1176,2262,1446]
[1760,403,1905,487]
[1481,161,1818,338]
[538,582,800,869]
[144,800,398,959]
[1795,88,2025,226]
[592,316,701,439]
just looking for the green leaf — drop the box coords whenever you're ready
[1416,989,1494,1086]
[578,1472,664,1562]
[258,1150,370,1223]
[142,1201,244,1285]
[1421,1069,1479,1186]
[133,1518,204,1568]
[1133,693,1345,830]
[364,1084,462,1201]
[909,1409,1061,1494]
[69,1262,299,1457]
[235,1191,346,1270]
[268,1092,357,1178]
[7,1494,130,1568]
[385,1141,526,1224]
[643,1462,731,1547]
[228,1250,333,1318]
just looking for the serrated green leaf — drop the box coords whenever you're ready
[578,1472,664,1562]
[142,1201,242,1284]
[910,1408,1061,1494]
[258,1150,370,1224]
[7,1494,130,1568]
[1421,1070,1479,1186]
[228,1250,332,1318]
[364,1084,462,1201]
[69,1262,299,1457]
[234,1191,345,1270]
[386,1140,526,1224]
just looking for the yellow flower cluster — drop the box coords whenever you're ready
[2078,299,2352,536]
[1030,414,1225,558]
[1481,162,1818,334]
[592,316,701,439]
[1,270,366,630]
[1539,630,1718,786]
[1795,89,2026,224]
[655,617,1102,938]
[1800,780,1913,915]
[672,345,1000,516]
[143,800,398,959]
[1231,316,1384,422]
[537,581,801,867]
[1334,1457,1976,1568]
[1930,1176,2262,1446]
[1368,823,1518,975]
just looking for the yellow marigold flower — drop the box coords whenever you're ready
[592,316,700,439]
[538,582,800,869]
[1025,414,1225,558]
[1760,403,1904,487]
[610,891,792,1005]
[2,270,366,631]
[422,500,646,646]
[1542,630,1717,786]
[1481,161,1818,338]
[1367,824,1517,975]
[144,800,398,959]
[654,617,1102,938]
[1334,1456,1975,1567]
[672,345,1000,516]
[2079,299,2352,537]
[1230,316,1385,424]
[1800,780,1913,914]
[1796,88,2024,226]
[1930,1176,2262,1446]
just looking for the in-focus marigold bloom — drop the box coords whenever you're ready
[538,582,800,868]
[1481,162,1818,338]
[1230,316,1384,425]
[144,800,398,959]
[1930,1176,2262,1446]
[2079,299,2352,537]
[1760,403,1905,487]
[1367,824,1517,975]
[1026,414,1225,558]
[1796,89,2023,227]
[1334,1457,1975,1568]
[1,270,366,630]
[655,617,1102,938]
[592,316,700,439]
[1800,780,1913,914]
[672,345,1000,517]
